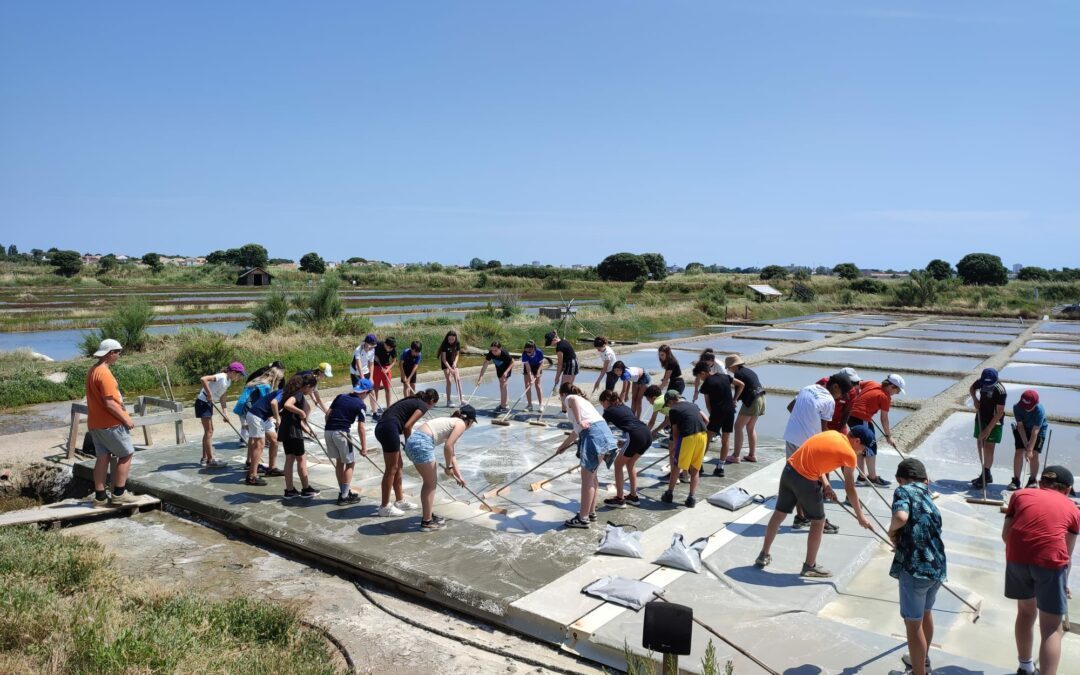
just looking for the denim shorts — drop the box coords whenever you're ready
[577,423,616,472]
[898,571,941,621]
[404,430,436,465]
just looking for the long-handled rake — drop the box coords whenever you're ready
[215,403,246,444]
[441,464,507,514]
[529,383,560,427]
[463,382,480,406]
[530,463,581,491]
[482,452,560,498]
[967,437,1003,506]
[870,419,940,499]
[491,386,530,427]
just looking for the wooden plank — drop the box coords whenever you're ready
[0,496,160,527]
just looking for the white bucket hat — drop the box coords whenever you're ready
[92,338,123,357]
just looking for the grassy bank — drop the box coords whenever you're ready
[0,526,342,674]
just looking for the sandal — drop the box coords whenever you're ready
[744,456,758,463]
[563,515,590,529]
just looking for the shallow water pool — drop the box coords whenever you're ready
[786,347,982,374]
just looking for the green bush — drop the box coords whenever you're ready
[696,286,727,318]
[631,276,648,293]
[174,329,234,382]
[475,272,488,288]
[497,291,523,318]
[461,313,506,346]
[332,314,376,337]
[79,298,154,355]
[295,276,344,326]
[601,291,628,314]
[250,289,291,333]
[891,270,943,307]
[848,278,888,294]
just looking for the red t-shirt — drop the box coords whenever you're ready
[1005,488,1080,569]
[828,384,860,432]
[848,381,890,422]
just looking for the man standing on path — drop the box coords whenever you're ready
[1002,466,1079,675]
[754,427,874,578]
[888,458,946,675]
[970,368,1007,489]
[86,339,139,507]
[846,373,906,487]
[1009,389,1047,491]
[784,373,853,530]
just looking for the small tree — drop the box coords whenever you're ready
[235,243,269,269]
[598,253,649,281]
[684,262,705,276]
[50,250,83,277]
[250,289,291,333]
[832,262,860,280]
[792,267,811,281]
[6,244,17,257]
[299,252,327,274]
[141,252,163,273]
[97,254,118,274]
[485,259,502,269]
[957,253,1008,286]
[925,259,954,280]
[469,257,486,270]
[1017,266,1051,281]
[295,276,344,326]
[640,252,668,280]
[759,265,789,281]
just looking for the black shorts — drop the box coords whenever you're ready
[401,365,418,384]
[707,407,735,434]
[375,422,402,453]
[623,428,653,457]
[495,364,511,379]
[669,378,686,395]
[775,464,826,520]
[561,358,579,376]
[1013,426,1045,452]
[282,437,306,456]
[522,362,542,377]
[194,399,214,419]
[605,370,619,392]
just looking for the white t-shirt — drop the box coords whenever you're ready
[566,395,604,434]
[352,345,375,376]
[783,384,836,447]
[197,373,231,403]
[598,346,617,371]
[421,416,464,446]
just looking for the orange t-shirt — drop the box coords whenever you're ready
[86,364,124,430]
[847,380,890,422]
[788,430,857,481]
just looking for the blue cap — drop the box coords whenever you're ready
[979,368,999,387]
[352,378,373,393]
[848,424,875,448]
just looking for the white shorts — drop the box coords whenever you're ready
[245,413,275,439]
[324,430,355,463]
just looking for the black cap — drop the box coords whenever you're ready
[544,331,557,346]
[1041,465,1074,489]
[458,404,478,423]
[895,458,928,482]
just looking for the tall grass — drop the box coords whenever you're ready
[295,277,344,326]
[250,288,291,333]
[78,298,154,355]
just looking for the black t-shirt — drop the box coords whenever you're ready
[663,355,682,381]
[378,397,429,429]
[278,392,307,440]
[733,367,762,406]
[602,403,650,434]
[374,343,397,367]
[439,342,459,367]
[667,401,706,436]
[699,373,735,411]
[485,349,515,370]
[975,381,1007,426]
[556,339,577,361]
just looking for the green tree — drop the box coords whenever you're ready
[957,253,1008,286]
[640,252,668,280]
[50,250,83,277]
[597,253,649,281]
[832,262,860,280]
[235,243,269,269]
[97,254,118,274]
[792,267,811,281]
[892,270,944,307]
[684,262,705,275]
[925,259,954,280]
[485,259,502,269]
[1017,266,1050,281]
[250,289,292,333]
[469,257,486,270]
[6,244,16,257]
[141,252,164,273]
[299,252,327,274]
[205,250,230,265]
[295,276,344,325]
[759,265,789,281]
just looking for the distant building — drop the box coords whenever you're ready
[531,260,542,266]
[747,284,783,302]
[1012,263,1023,273]
[236,267,273,286]
[82,254,101,264]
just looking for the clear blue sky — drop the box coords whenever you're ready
[1,1,1077,269]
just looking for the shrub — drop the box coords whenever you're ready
[838,289,855,305]
[295,276,344,326]
[696,286,727,318]
[496,291,523,318]
[543,274,568,290]
[631,276,648,293]
[1017,266,1051,281]
[832,262,860,280]
[640,252,667,280]
[848,278,888,294]
[759,265,788,281]
[601,291,628,314]
[1040,282,1080,302]
[331,314,375,337]
[475,272,489,288]
[80,298,154,355]
[791,282,815,302]
[892,270,943,307]
[298,252,326,274]
[50,250,83,278]
[926,259,954,280]
[957,252,1008,286]
[598,253,649,281]
[174,329,233,382]
[250,289,291,333]
[461,313,506,346]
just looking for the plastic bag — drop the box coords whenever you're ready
[582,576,661,611]
[707,485,762,511]
[596,523,643,558]
[654,533,709,573]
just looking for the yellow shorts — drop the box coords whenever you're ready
[676,432,708,471]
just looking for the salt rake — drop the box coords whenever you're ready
[440,464,506,515]
[870,419,940,499]
[966,437,1003,507]
[215,403,247,445]
[528,381,557,427]
[482,452,560,498]
[529,464,581,491]
[491,387,531,427]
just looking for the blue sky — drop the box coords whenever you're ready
[1,1,1077,269]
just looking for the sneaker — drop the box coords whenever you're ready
[792,516,810,530]
[377,504,405,517]
[264,467,285,477]
[588,512,597,523]
[970,474,989,489]
[604,496,626,509]
[394,499,418,511]
[800,563,832,578]
[684,495,697,508]
[1015,668,1039,675]
[256,464,268,474]
[679,471,691,483]
[371,412,382,422]
[336,493,361,506]
[624,493,640,506]
[431,514,447,525]
[564,515,590,529]
[754,553,771,568]
[245,476,268,487]
[1025,476,1037,488]
[199,458,208,466]
[91,495,110,508]
[660,490,674,504]
[901,653,932,671]
[283,488,300,498]
[870,476,891,487]
[206,458,228,468]
[855,476,870,487]
[526,404,534,412]
[712,465,725,478]
[823,520,839,535]
[300,486,319,499]
[109,491,138,506]
[420,519,445,532]
[1006,477,1021,491]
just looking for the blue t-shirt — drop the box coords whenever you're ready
[325,393,367,431]
[520,348,545,368]
[233,383,270,415]
[249,389,283,420]
[401,349,422,368]
[1013,402,1047,439]
[890,482,947,582]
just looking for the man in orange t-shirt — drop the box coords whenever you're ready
[755,429,873,578]
[86,339,138,507]
[847,374,905,487]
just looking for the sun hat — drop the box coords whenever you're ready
[883,373,906,394]
[1018,389,1039,411]
[318,362,333,378]
[895,458,928,482]
[848,425,875,448]
[724,354,744,369]
[839,367,861,383]
[352,378,373,393]
[227,361,246,375]
[544,331,557,346]
[1040,465,1074,489]
[979,368,999,387]
[459,404,478,423]
[92,338,123,357]
[364,333,377,344]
